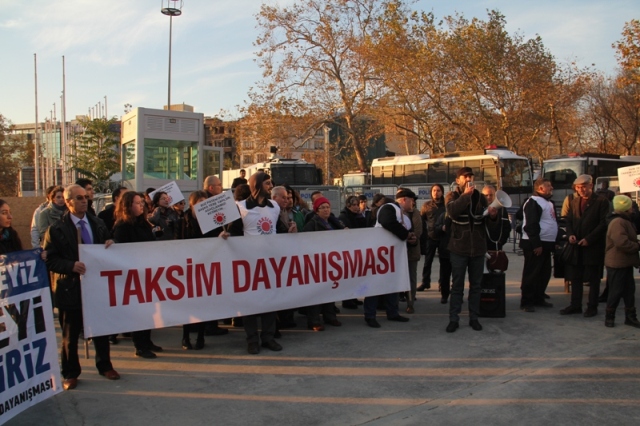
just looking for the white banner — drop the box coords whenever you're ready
[79,228,409,338]
[148,181,184,206]
[0,249,62,425]
[618,164,640,194]
[193,190,241,235]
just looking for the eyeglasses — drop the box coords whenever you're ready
[70,195,90,201]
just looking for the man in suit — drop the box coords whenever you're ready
[43,184,120,390]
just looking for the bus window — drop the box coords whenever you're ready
[596,160,635,178]
[482,165,498,186]
[371,166,382,184]
[394,165,404,184]
[428,162,447,183]
[502,159,533,189]
[405,163,426,183]
[542,160,583,189]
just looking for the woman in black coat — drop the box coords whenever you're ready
[339,195,367,229]
[113,191,163,359]
[150,191,179,241]
[302,197,344,330]
[0,199,23,254]
[175,190,209,349]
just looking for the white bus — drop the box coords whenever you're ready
[370,146,534,206]
[542,153,640,211]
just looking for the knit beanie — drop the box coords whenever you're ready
[312,197,331,212]
[613,195,632,213]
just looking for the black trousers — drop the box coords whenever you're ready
[421,238,440,285]
[132,329,152,351]
[244,312,277,344]
[520,248,552,307]
[567,264,602,310]
[606,266,636,312]
[58,309,112,379]
[439,256,452,298]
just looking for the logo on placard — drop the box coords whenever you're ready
[213,212,226,225]
[167,195,173,204]
[634,177,640,188]
[256,217,274,234]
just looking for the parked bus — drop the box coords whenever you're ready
[369,146,533,206]
[222,158,322,188]
[542,153,640,212]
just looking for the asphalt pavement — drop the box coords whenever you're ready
[7,251,640,426]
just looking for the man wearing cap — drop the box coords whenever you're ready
[363,189,415,328]
[560,174,611,317]
[445,167,488,333]
[520,178,557,312]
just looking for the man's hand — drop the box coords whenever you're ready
[533,247,543,256]
[568,235,577,244]
[104,239,114,248]
[72,261,86,275]
[407,232,417,245]
[288,221,298,233]
[218,231,230,240]
[578,238,589,247]
[487,206,498,218]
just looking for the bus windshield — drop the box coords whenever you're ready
[542,160,583,190]
[502,159,533,192]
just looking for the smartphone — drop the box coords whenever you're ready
[466,182,475,190]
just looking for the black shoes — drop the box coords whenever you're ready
[247,342,260,354]
[135,349,157,359]
[182,338,193,350]
[583,307,598,318]
[387,315,410,322]
[398,293,407,302]
[440,296,449,304]
[261,340,283,351]
[416,284,430,291]
[560,305,582,315]
[109,335,118,345]
[205,327,229,336]
[148,342,163,352]
[469,319,483,331]
[521,305,535,313]
[446,321,459,333]
[342,300,359,310]
[365,318,381,328]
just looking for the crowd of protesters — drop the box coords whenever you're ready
[4,167,637,391]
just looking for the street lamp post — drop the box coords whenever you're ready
[161,1,183,111]
[323,125,331,185]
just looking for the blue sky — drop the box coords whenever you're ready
[0,0,637,125]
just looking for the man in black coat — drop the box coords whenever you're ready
[43,184,119,390]
[560,174,611,317]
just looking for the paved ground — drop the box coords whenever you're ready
[7,251,640,426]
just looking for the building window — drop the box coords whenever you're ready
[143,138,198,180]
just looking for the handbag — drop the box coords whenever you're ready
[486,250,509,272]
[55,276,82,310]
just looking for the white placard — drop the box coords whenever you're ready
[148,181,184,206]
[618,164,640,194]
[193,190,241,235]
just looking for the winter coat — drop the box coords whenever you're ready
[303,214,345,232]
[150,206,179,241]
[407,208,422,262]
[564,192,610,266]
[604,212,640,269]
[38,203,67,241]
[338,207,367,229]
[0,227,23,254]
[421,199,445,240]
[446,187,488,257]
